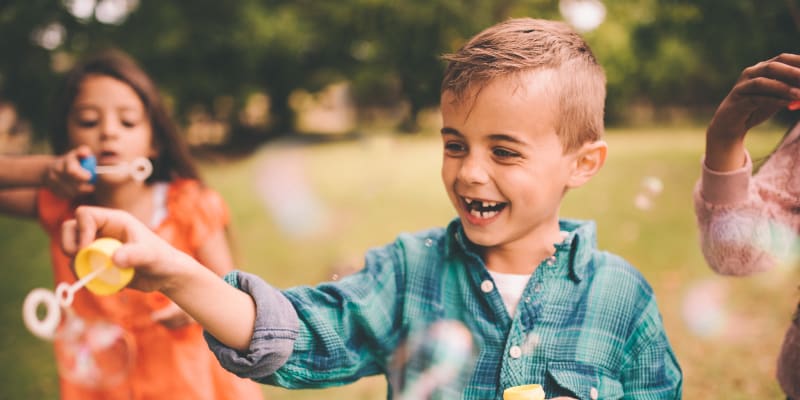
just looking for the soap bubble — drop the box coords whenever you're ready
[55,314,135,389]
[682,279,728,338]
[559,0,606,32]
[255,149,329,238]
[391,320,475,400]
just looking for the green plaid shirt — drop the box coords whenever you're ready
[215,218,682,399]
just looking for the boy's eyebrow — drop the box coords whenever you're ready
[440,127,462,136]
[441,127,529,146]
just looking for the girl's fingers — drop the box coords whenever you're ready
[771,53,800,69]
[742,57,800,96]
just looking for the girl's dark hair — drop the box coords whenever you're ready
[50,49,199,182]
[755,110,800,172]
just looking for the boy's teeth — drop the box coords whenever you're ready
[465,198,473,204]
[470,209,498,219]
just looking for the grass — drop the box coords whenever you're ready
[0,126,795,399]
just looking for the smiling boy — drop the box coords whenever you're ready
[61,18,682,399]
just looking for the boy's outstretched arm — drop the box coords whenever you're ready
[62,205,258,351]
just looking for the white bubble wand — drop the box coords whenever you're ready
[79,155,153,183]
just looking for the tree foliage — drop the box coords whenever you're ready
[0,0,798,146]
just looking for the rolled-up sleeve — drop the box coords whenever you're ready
[204,270,300,380]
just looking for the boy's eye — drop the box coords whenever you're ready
[444,141,467,155]
[492,147,520,158]
[121,119,137,128]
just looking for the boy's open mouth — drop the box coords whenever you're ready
[463,197,507,219]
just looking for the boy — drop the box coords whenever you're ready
[62,18,682,399]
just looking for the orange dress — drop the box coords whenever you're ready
[37,179,263,400]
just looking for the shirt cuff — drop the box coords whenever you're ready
[699,150,752,206]
[204,270,300,380]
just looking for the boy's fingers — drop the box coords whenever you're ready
[60,219,79,255]
[73,206,101,249]
[112,242,157,269]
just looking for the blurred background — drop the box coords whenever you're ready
[0,0,799,399]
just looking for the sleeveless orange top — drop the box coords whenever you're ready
[38,179,263,400]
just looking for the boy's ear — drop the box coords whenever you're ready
[567,140,607,188]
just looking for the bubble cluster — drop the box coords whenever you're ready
[54,314,135,389]
[634,176,663,211]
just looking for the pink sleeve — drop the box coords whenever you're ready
[694,149,796,276]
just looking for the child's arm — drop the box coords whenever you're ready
[0,146,94,217]
[62,205,258,351]
[705,53,800,172]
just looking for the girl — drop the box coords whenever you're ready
[0,50,263,400]
[694,53,800,399]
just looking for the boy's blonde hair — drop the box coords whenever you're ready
[441,18,606,152]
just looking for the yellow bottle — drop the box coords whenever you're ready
[504,384,545,400]
[74,238,134,295]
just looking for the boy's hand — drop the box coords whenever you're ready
[61,205,191,293]
[44,146,95,198]
[708,53,800,144]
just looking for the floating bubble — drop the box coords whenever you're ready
[391,320,475,400]
[641,176,663,195]
[682,279,728,338]
[55,314,135,389]
[255,149,329,238]
[633,193,653,211]
[559,0,607,33]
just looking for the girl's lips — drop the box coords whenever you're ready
[97,152,122,165]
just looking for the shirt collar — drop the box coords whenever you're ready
[446,217,597,282]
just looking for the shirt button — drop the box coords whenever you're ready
[533,284,542,292]
[509,346,522,359]
[546,256,556,266]
[424,238,433,247]
[590,387,598,400]
[480,280,494,293]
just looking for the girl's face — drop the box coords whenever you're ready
[67,74,157,183]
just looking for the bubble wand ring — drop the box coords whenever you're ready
[21,238,134,340]
[79,156,153,183]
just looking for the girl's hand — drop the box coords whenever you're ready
[44,146,94,198]
[705,53,800,171]
[708,53,800,143]
[61,205,194,293]
[151,301,196,329]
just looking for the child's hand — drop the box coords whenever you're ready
[151,301,197,329]
[44,146,95,198]
[708,53,800,144]
[61,205,194,293]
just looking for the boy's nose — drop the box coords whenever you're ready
[458,156,490,185]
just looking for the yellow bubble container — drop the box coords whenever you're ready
[504,384,545,400]
[74,238,134,295]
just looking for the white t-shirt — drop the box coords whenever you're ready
[488,270,532,317]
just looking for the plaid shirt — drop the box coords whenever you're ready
[211,218,682,399]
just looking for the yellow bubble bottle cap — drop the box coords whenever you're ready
[74,238,134,295]
[504,384,545,400]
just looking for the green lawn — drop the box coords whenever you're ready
[0,127,795,399]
